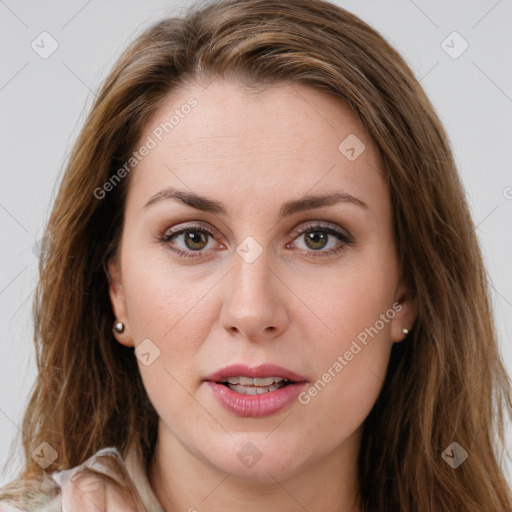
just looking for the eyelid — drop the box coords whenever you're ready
[163,220,352,241]
[162,220,223,241]
[290,220,353,241]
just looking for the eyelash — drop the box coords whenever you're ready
[159,221,353,260]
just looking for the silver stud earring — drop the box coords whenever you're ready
[402,328,409,335]
[113,321,125,334]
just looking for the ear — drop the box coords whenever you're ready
[107,256,134,348]
[391,279,418,343]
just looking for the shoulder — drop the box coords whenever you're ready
[0,499,60,512]
[0,446,151,512]
[0,503,27,512]
[0,447,125,512]
[0,473,61,512]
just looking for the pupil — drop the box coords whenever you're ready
[306,231,327,250]
[186,232,207,250]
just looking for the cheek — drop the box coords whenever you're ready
[120,252,214,418]
[120,246,223,394]
[298,248,397,343]
[296,306,394,450]
[121,244,208,339]
[295,247,397,422]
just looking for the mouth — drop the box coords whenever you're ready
[203,363,308,417]
[204,363,307,390]
[216,376,294,395]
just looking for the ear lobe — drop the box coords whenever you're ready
[107,257,134,348]
[392,282,419,343]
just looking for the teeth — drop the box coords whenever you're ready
[227,383,282,394]
[223,376,286,386]
[219,376,292,394]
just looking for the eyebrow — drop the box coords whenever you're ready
[143,186,369,219]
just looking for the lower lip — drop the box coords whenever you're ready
[205,381,307,417]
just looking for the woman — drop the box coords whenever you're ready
[1,0,511,510]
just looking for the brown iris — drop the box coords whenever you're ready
[184,231,208,250]
[304,231,328,250]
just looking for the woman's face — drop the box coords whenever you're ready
[109,79,417,483]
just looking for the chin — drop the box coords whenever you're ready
[201,433,313,483]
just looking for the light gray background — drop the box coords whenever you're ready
[1,0,511,488]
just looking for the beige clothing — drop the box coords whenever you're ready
[0,447,165,512]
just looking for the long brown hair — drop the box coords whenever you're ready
[2,0,511,510]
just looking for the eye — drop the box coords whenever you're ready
[288,222,353,259]
[160,223,222,259]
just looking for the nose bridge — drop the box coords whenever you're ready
[233,246,273,299]
[219,244,286,339]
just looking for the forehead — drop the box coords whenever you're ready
[145,80,374,158]
[127,79,386,215]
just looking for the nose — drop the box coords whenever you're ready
[219,248,288,342]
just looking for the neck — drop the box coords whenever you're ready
[149,422,363,512]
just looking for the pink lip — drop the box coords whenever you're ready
[204,363,307,383]
[203,364,308,418]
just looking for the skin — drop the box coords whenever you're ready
[108,79,418,512]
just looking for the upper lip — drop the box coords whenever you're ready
[204,363,308,383]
